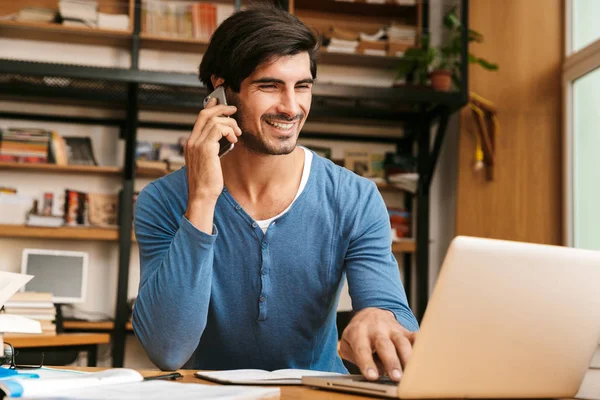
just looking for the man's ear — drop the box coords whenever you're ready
[211,75,225,89]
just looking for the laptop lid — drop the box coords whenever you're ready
[398,236,600,398]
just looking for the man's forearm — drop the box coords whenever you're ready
[133,219,216,370]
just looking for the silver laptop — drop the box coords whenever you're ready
[303,236,600,398]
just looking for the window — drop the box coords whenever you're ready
[564,1,600,250]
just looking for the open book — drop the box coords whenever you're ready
[195,369,341,385]
[0,368,280,399]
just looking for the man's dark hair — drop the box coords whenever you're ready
[199,4,319,92]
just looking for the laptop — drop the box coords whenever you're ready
[303,236,600,398]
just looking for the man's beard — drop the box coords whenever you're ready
[228,93,303,156]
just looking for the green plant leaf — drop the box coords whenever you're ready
[443,6,461,30]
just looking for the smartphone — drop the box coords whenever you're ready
[203,86,235,158]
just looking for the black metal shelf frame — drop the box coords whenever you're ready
[0,0,469,367]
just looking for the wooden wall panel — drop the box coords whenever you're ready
[456,0,563,245]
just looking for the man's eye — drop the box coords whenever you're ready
[296,85,312,90]
[259,85,277,89]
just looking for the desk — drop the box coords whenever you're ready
[62,320,134,332]
[71,367,374,399]
[5,333,110,367]
[67,367,599,400]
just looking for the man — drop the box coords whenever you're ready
[133,4,418,382]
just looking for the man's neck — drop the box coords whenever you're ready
[221,145,305,206]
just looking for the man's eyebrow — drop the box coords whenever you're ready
[250,77,315,85]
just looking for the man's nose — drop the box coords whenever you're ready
[276,88,301,118]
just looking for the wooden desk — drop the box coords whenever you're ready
[4,333,110,367]
[62,320,134,332]
[72,367,375,399]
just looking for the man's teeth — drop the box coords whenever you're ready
[266,120,294,130]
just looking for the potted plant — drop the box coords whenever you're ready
[394,35,436,87]
[430,6,498,91]
[395,7,498,91]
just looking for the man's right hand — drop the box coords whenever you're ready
[184,97,241,233]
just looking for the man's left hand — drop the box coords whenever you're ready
[339,308,416,382]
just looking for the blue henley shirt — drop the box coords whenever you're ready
[132,150,418,371]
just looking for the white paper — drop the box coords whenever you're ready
[18,381,280,400]
[196,369,339,384]
[0,271,34,308]
[3,369,143,398]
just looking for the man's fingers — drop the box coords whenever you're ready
[189,105,237,147]
[339,339,356,364]
[202,117,242,139]
[204,125,237,146]
[373,335,402,382]
[391,332,413,371]
[351,338,378,381]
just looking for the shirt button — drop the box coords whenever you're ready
[259,296,266,302]
[261,242,268,250]
[222,187,227,192]
[261,269,267,275]
[252,222,257,228]
[235,205,241,210]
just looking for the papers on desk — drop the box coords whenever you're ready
[195,369,340,385]
[0,272,42,337]
[1,368,280,399]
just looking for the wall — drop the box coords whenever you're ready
[456,0,563,245]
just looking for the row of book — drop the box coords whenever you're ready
[136,139,185,173]
[324,24,417,57]
[4,292,57,337]
[13,2,130,31]
[142,0,234,40]
[0,128,97,166]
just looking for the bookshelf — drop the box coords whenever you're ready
[0,162,122,176]
[0,0,470,368]
[0,0,133,47]
[0,225,137,242]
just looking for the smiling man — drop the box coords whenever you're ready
[132,4,418,381]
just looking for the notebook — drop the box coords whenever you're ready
[0,368,280,399]
[195,369,340,385]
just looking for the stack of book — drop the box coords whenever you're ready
[59,0,98,28]
[387,23,417,56]
[15,7,58,23]
[3,292,56,337]
[142,0,232,40]
[0,128,51,164]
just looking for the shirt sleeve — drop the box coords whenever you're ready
[132,182,217,370]
[344,181,419,332]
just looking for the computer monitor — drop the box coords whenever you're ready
[20,249,88,304]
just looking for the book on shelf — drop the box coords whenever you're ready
[0,369,280,400]
[142,0,233,39]
[388,172,418,193]
[97,12,129,31]
[59,0,98,27]
[26,214,64,228]
[0,128,52,164]
[88,192,119,228]
[64,136,98,166]
[15,7,58,23]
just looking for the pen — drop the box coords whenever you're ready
[144,372,184,381]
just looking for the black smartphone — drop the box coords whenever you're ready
[203,86,235,158]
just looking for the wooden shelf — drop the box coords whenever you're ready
[140,33,209,52]
[4,333,111,348]
[0,20,132,48]
[63,320,133,332]
[392,239,415,253]
[0,162,122,176]
[319,51,401,69]
[0,225,136,242]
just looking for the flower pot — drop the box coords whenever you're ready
[430,70,452,91]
